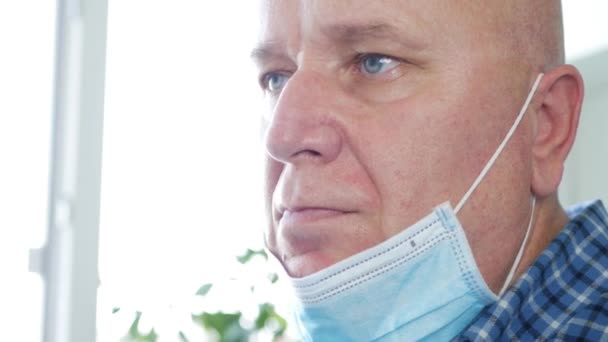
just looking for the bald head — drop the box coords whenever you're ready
[480,1,565,70]
[255,0,566,103]
[413,1,565,79]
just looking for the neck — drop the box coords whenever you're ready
[512,195,569,282]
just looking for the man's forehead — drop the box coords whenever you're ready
[254,1,526,50]
[251,21,426,64]
[254,0,442,59]
[255,0,564,72]
[258,0,435,36]
[256,0,555,36]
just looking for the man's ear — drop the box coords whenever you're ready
[531,65,584,198]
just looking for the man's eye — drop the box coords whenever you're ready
[262,72,290,93]
[359,54,400,75]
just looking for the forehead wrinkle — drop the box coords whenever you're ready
[253,0,304,66]
[321,23,400,44]
[316,21,428,52]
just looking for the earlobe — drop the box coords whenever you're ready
[531,65,584,198]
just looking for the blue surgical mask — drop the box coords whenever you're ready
[288,74,544,341]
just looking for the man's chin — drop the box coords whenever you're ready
[283,251,337,279]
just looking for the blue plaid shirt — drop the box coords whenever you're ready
[457,200,608,341]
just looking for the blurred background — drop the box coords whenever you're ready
[0,1,606,341]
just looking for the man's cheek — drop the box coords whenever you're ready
[264,159,282,200]
[263,161,282,262]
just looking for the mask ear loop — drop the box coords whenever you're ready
[451,74,543,296]
[454,74,544,214]
[498,196,535,297]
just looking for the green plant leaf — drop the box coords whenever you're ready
[125,311,158,342]
[192,312,241,331]
[254,304,272,330]
[195,283,213,297]
[112,307,121,314]
[178,331,189,342]
[271,313,287,337]
[267,273,279,284]
[128,312,143,337]
[143,329,158,342]
[236,249,268,264]
[192,312,249,342]
[254,303,287,337]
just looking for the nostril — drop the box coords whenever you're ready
[306,150,322,157]
[292,149,322,158]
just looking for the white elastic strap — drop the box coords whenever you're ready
[454,74,544,214]
[498,197,536,297]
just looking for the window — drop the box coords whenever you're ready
[0,2,56,341]
[96,2,286,340]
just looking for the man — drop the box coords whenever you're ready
[252,1,607,340]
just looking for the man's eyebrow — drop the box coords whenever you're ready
[250,42,285,65]
[321,22,410,46]
[250,22,423,64]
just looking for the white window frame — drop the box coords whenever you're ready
[29,0,108,341]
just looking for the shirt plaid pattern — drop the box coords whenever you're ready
[457,200,608,341]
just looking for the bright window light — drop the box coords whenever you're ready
[0,2,56,341]
[96,1,292,340]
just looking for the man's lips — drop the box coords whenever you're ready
[275,206,355,257]
[274,206,356,277]
[279,207,350,226]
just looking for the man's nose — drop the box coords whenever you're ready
[264,71,343,165]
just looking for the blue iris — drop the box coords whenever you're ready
[266,73,289,92]
[361,54,392,74]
